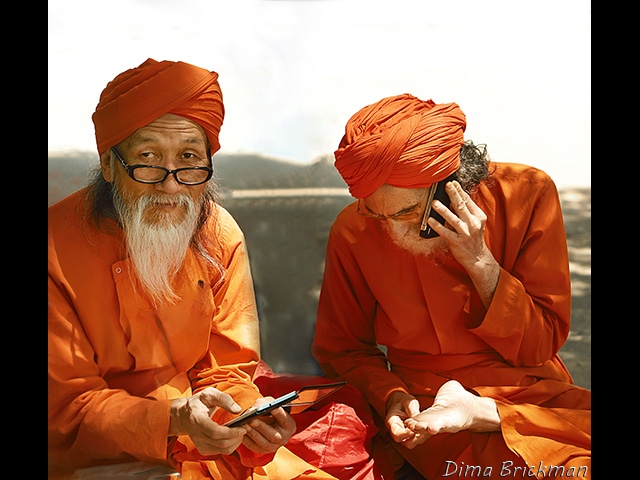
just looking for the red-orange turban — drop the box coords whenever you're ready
[334,94,466,198]
[92,58,224,155]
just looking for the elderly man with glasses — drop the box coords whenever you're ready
[48,59,380,480]
[311,94,591,479]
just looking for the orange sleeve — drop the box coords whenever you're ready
[468,172,572,367]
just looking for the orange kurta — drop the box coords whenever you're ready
[312,162,591,479]
[48,189,334,480]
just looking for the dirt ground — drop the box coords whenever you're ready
[557,187,591,390]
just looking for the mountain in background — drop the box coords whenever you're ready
[48,151,346,206]
[48,151,98,206]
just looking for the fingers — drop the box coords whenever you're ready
[387,414,411,438]
[399,431,428,449]
[170,389,250,456]
[448,181,471,213]
[198,387,243,414]
[269,404,296,429]
[196,427,246,456]
[243,421,284,452]
[424,183,461,238]
[427,181,486,238]
[242,407,296,454]
[187,416,247,456]
[386,408,418,443]
[438,182,469,223]
[445,181,486,223]
[386,413,429,448]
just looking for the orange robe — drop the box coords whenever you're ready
[48,189,335,480]
[312,162,591,479]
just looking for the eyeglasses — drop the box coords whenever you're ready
[357,185,435,223]
[111,147,213,186]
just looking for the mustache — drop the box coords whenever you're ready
[138,193,192,209]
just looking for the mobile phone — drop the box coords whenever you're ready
[224,391,299,427]
[223,381,347,428]
[419,172,457,239]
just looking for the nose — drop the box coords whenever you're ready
[385,219,412,241]
[154,169,182,194]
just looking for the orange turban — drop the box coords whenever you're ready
[92,58,224,155]
[334,94,466,198]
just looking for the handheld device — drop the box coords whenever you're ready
[419,172,457,239]
[223,381,347,427]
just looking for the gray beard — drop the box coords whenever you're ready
[383,223,449,259]
[113,189,200,306]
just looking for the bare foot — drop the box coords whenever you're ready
[404,380,500,436]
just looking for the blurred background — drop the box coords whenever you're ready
[48,0,591,388]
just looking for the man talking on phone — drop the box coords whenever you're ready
[311,94,591,479]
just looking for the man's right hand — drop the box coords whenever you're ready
[169,387,247,456]
[384,391,424,449]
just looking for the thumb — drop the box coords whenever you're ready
[198,387,243,414]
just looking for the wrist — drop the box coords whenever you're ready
[467,252,500,309]
[168,397,187,437]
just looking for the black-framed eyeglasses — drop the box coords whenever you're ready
[111,147,214,186]
[357,187,433,222]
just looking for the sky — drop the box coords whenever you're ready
[48,0,591,188]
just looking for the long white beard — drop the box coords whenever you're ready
[383,222,449,259]
[113,190,200,306]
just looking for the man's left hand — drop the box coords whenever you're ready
[240,398,296,454]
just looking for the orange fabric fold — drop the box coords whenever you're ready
[92,58,224,155]
[334,94,466,198]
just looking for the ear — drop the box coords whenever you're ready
[99,151,114,183]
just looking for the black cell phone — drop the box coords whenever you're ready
[223,390,299,427]
[223,381,347,428]
[419,172,457,239]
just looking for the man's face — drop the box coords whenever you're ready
[99,113,213,305]
[360,184,447,257]
[100,113,211,225]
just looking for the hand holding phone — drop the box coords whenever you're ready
[224,381,347,428]
[223,391,297,427]
[419,172,458,239]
